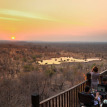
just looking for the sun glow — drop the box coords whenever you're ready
[11,36,15,40]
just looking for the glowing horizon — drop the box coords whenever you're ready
[0,0,107,42]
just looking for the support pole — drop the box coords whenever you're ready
[31,93,39,107]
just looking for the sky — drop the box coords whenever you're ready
[0,0,107,42]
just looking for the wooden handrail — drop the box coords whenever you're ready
[40,81,86,104]
[100,70,107,75]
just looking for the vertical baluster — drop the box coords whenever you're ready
[77,86,80,107]
[83,83,84,91]
[77,85,80,107]
[76,87,78,107]
[82,83,84,91]
[40,104,43,107]
[99,75,102,84]
[64,93,66,107]
[61,94,63,107]
[83,82,85,91]
[49,100,51,107]
[42,104,44,107]
[59,95,60,107]
[55,97,57,107]
[52,98,54,107]
[69,91,71,107]
[85,81,87,88]
[72,89,74,107]
[74,88,76,107]
[81,84,83,92]
[75,87,77,107]
[67,91,69,107]
[80,85,81,92]
[45,102,48,107]
[65,92,67,107]
[70,90,72,107]
[73,89,74,107]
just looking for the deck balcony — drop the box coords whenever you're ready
[31,70,107,107]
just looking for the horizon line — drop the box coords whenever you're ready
[0,40,107,43]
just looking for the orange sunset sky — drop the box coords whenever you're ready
[0,0,107,42]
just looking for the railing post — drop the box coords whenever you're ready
[86,72,91,87]
[99,75,103,84]
[31,93,39,107]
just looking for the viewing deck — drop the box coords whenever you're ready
[31,70,107,107]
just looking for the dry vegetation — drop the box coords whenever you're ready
[0,41,107,107]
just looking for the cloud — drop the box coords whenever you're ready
[0,9,56,21]
[0,16,20,21]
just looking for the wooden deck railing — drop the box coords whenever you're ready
[31,70,107,107]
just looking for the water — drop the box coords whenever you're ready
[38,57,100,65]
